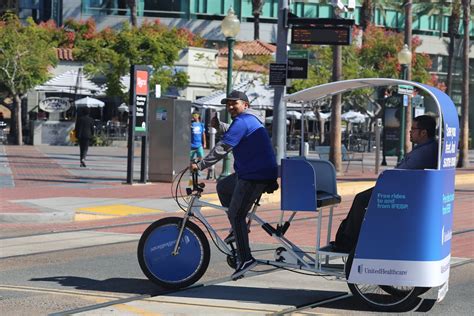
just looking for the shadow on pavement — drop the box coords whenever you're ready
[30,276,161,295]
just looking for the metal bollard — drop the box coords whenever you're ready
[375,118,382,175]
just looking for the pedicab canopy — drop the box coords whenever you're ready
[284,79,459,293]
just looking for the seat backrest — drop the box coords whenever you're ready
[305,159,338,195]
[281,157,338,211]
[281,158,317,211]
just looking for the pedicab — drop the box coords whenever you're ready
[137,78,458,312]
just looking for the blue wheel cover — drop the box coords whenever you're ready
[143,224,203,283]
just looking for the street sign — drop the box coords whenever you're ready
[403,94,409,107]
[287,50,308,79]
[134,70,149,133]
[291,26,352,45]
[269,63,287,86]
[398,85,414,96]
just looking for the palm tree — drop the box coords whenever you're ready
[127,0,137,27]
[446,0,461,96]
[252,0,264,40]
[329,45,342,172]
[457,0,470,168]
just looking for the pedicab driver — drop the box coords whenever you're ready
[191,90,278,280]
[335,115,438,252]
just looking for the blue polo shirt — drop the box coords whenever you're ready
[222,113,278,180]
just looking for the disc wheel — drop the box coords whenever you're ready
[345,251,425,312]
[138,217,210,289]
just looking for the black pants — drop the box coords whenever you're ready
[216,173,269,264]
[337,187,374,251]
[79,138,90,161]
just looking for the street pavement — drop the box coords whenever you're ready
[0,144,473,315]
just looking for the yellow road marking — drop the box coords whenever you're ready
[74,213,118,221]
[114,303,162,316]
[78,204,163,216]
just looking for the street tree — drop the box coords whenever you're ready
[71,20,192,101]
[0,13,57,145]
[457,0,470,168]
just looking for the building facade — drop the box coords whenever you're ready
[9,0,474,143]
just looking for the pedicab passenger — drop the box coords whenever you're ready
[334,115,438,252]
[190,90,278,280]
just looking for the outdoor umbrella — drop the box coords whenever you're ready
[118,103,129,112]
[341,110,367,124]
[75,97,105,108]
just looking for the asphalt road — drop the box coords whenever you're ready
[0,234,472,315]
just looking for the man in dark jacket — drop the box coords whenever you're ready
[191,90,278,280]
[75,107,94,167]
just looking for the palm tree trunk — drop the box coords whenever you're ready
[361,0,373,30]
[446,1,461,96]
[127,0,137,27]
[404,0,413,154]
[254,14,260,40]
[330,45,342,172]
[457,0,470,168]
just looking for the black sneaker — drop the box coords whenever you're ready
[231,257,257,280]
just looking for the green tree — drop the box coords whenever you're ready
[0,13,57,145]
[72,20,191,100]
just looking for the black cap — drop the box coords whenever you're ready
[221,90,250,104]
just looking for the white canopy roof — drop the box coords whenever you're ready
[284,78,417,103]
[35,70,104,95]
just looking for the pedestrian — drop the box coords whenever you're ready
[190,111,206,161]
[75,107,94,168]
[190,90,278,280]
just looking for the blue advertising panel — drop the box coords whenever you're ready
[420,84,459,169]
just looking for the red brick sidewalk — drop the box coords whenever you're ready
[1,145,472,259]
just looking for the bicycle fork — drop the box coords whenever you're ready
[172,195,198,255]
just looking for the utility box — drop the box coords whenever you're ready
[148,98,191,182]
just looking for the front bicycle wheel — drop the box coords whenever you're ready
[345,251,424,312]
[138,217,210,289]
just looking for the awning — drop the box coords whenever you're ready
[35,69,104,95]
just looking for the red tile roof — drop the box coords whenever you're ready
[55,48,74,61]
[219,40,276,56]
[217,57,269,74]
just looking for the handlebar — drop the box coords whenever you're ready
[187,160,205,195]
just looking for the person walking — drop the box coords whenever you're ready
[191,90,278,280]
[75,107,94,167]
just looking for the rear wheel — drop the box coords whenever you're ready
[138,217,210,289]
[345,251,425,312]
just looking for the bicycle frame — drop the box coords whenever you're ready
[172,191,347,279]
